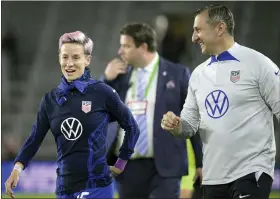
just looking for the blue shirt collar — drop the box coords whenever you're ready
[208,44,240,66]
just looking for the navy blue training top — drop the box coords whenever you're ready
[14,81,140,195]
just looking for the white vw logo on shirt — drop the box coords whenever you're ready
[60,117,83,140]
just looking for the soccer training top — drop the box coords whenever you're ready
[181,42,280,185]
[14,71,140,195]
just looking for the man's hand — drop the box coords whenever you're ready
[104,58,127,81]
[110,166,123,177]
[161,111,181,136]
[5,170,20,199]
[193,168,203,185]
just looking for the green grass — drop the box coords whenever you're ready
[1,194,56,198]
[270,191,280,198]
[2,192,280,198]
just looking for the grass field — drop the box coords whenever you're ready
[2,192,280,198]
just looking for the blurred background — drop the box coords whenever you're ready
[1,1,280,198]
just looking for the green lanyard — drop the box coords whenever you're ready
[131,56,159,99]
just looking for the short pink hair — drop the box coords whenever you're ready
[59,31,93,55]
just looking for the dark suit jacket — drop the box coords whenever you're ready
[102,57,202,177]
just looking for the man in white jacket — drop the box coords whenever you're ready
[161,4,280,199]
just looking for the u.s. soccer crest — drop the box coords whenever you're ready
[81,101,92,113]
[230,70,240,83]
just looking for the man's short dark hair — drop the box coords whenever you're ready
[120,23,157,52]
[196,4,235,36]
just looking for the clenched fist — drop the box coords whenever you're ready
[104,58,127,81]
[161,111,182,136]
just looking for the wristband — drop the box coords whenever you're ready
[114,158,127,170]
[13,164,23,173]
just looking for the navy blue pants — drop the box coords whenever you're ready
[56,183,114,199]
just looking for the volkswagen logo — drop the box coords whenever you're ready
[61,117,83,140]
[205,90,229,119]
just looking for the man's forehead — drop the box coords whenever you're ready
[120,35,134,43]
[194,12,209,26]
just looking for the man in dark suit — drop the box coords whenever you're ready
[102,23,202,198]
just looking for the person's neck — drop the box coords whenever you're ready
[136,52,157,68]
[211,37,235,56]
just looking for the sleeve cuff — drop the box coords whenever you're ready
[13,160,26,170]
[114,158,127,170]
[196,163,203,168]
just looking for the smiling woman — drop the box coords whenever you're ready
[4,31,140,199]
[58,31,93,82]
